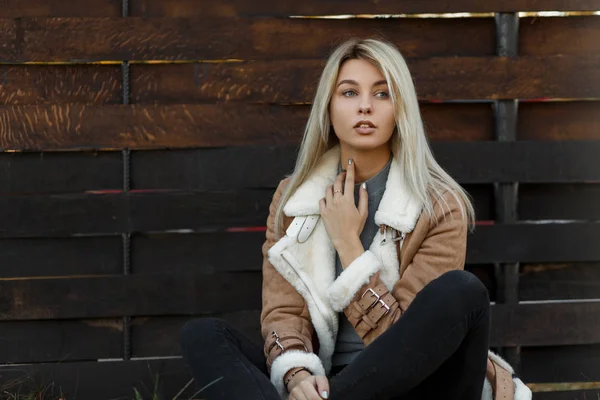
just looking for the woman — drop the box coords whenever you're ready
[180,38,531,400]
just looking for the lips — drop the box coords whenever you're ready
[354,120,376,135]
[354,120,376,128]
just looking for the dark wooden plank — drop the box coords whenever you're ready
[0,272,262,320]
[420,103,495,141]
[132,232,265,273]
[130,0,600,16]
[0,358,194,400]
[132,311,262,357]
[0,190,271,237]
[432,141,600,183]
[0,103,492,151]
[131,56,600,104]
[0,151,122,194]
[0,319,122,363]
[0,104,307,151]
[0,17,495,62]
[0,236,121,277]
[468,223,600,264]
[2,189,598,240]
[132,231,498,276]
[0,186,496,237]
[132,142,600,191]
[0,0,121,17]
[0,19,18,61]
[521,16,600,56]
[522,344,600,383]
[491,301,600,347]
[412,56,600,101]
[520,263,600,301]
[0,65,122,105]
[533,391,600,400]
[520,184,600,221]
[519,101,600,141]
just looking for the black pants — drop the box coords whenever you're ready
[180,270,490,399]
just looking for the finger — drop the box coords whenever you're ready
[315,376,330,399]
[325,185,333,205]
[344,158,355,195]
[319,198,327,215]
[289,387,307,400]
[358,182,369,220]
[333,172,345,196]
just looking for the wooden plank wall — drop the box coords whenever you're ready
[0,1,599,398]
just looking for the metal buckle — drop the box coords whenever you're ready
[361,288,380,301]
[271,331,284,351]
[378,299,390,316]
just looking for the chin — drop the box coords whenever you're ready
[341,136,390,151]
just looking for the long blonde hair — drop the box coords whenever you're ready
[274,38,476,236]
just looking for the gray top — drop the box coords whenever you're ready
[331,157,392,366]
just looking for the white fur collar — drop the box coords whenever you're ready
[283,145,422,233]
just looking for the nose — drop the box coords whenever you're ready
[359,103,372,115]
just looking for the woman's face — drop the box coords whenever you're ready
[329,58,396,152]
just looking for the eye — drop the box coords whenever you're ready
[375,91,389,98]
[342,89,357,97]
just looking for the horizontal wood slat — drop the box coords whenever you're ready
[532,390,600,399]
[0,191,271,237]
[522,344,600,383]
[0,272,263,320]
[0,319,122,363]
[133,142,600,189]
[491,301,600,347]
[0,17,495,62]
[520,184,600,220]
[520,263,600,301]
[0,0,122,17]
[0,358,194,400]
[0,65,123,105]
[521,16,600,56]
[0,236,121,277]
[3,104,600,151]
[519,101,600,141]
[1,272,599,338]
[132,312,263,357]
[0,188,597,241]
[3,58,597,107]
[467,223,600,264]
[129,0,600,16]
[0,151,122,194]
[0,104,493,150]
[131,56,600,104]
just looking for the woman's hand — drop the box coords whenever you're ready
[319,158,368,268]
[288,373,330,400]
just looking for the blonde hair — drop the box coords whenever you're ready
[274,38,476,236]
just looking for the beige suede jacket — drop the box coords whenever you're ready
[259,146,531,400]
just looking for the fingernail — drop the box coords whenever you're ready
[348,158,353,165]
[321,391,329,399]
[362,182,367,190]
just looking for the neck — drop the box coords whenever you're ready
[339,144,391,183]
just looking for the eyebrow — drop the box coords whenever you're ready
[337,79,388,87]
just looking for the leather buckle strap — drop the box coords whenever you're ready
[492,361,515,400]
[265,330,308,363]
[360,292,396,329]
[358,285,389,313]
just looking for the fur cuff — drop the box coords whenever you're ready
[270,350,326,399]
[328,250,382,312]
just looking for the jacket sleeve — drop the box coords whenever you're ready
[260,179,325,396]
[327,190,468,346]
